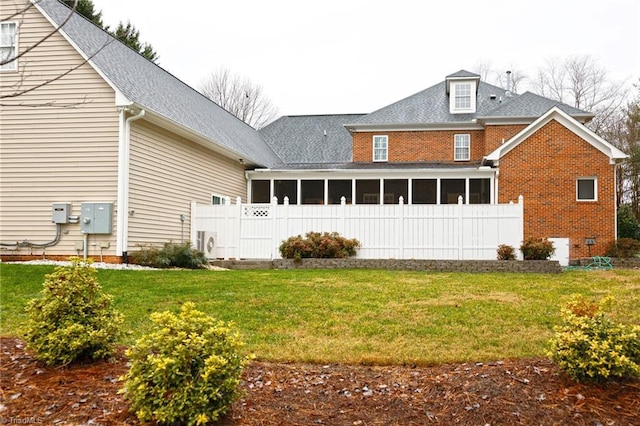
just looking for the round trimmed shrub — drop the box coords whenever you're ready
[24,257,123,365]
[121,302,249,425]
[496,244,516,260]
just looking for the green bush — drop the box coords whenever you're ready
[604,238,640,259]
[24,258,123,366]
[520,237,555,260]
[547,295,640,383]
[496,244,516,260]
[121,302,249,425]
[131,241,208,269]
[279,231,360,260]
[617,204,640,240]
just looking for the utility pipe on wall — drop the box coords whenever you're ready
[116,107,145,260]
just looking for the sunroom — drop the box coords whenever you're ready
[245,166,496,205]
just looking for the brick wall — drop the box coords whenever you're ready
[485,124,527,153]
[497,120,616,258]
[353,130,485,163]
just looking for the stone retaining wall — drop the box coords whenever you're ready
[272,259,563,273]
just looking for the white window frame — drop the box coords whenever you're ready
[373,135,388,162]
[0,21,18,72]
[211,193,228,205]
[576,177,597,202]
[454,134,470,161]
[450,81,476,113]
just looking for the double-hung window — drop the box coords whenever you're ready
[454,83,471,109]
[454,134,470,161]
[0,22,17,71]
[577,178,597,201]
[373,135,388,162]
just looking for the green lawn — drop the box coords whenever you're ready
[1,264,639,365]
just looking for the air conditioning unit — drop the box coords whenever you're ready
[197,231,218,259]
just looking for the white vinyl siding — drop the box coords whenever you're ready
[577,177,597,201]
[373,135,388,162]
[0,21,17,71]
[0,4,119,256]
[454,134,470,161]
[127,120,247,247]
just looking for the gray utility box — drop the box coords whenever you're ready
[52,203,71,224]
[81,202,113,234]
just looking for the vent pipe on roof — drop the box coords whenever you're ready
[505,70,512,97]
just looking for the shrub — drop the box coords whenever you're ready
[279,231,360,260]
[131,241,208,269]
[604,238,640,259]
[617,204,640,240]
[496,244,516,260]
[24,258,123,366]
[121,302,249,425]
[547,295,640,383]
[520,237,555,260]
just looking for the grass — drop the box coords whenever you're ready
[1,264,639,365]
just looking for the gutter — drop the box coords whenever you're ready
[116,107,145,259]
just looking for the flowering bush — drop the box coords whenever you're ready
[24,258,123,365]
[520,237,555,260]
[120,302,249,425]
[279,231,360,260]
[496,244,516,260]
[547,295,640,383]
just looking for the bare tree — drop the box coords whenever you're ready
[199,68,279,129]
[531,55,627,133]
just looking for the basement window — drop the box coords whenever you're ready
[577,178,597,201]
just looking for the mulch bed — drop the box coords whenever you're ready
[1,337,639,425]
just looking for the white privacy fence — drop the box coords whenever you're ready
[191,196,524,260]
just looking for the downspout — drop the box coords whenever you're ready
[116,107,145,261]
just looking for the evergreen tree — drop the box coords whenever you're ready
[62,0,159,63]
[111,21,159,63]
[61,0,103,26]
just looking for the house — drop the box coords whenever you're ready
[1,0,279,262]
[0,0,627,262]
[251,72,627,259]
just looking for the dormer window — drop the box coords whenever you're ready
[450,81,476,113]
[455,83,471,109]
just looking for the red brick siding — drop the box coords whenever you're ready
[353,130,486,163]
[497,120,615,258]
[484,124,528,154]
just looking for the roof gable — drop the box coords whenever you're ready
[485,106,628,164]
[35,0,280,168]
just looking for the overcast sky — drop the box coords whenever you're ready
[91,0,639,116]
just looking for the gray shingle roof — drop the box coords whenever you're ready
[37,0,280,168]
[349,70,591,126]
[478,91,593,120]
[348,80,516,125]
[259,114,364,165]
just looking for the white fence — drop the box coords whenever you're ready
[190,196,524,260]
